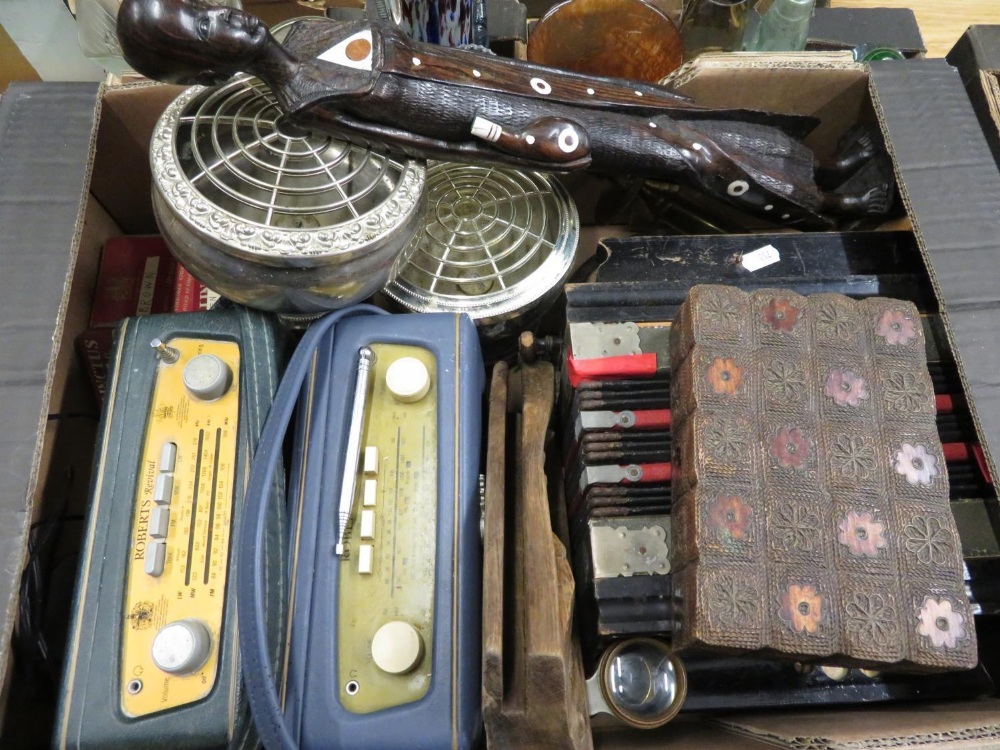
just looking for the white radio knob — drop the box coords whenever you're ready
[183,354,232,401]
[385,357,430,403]
[151,619,213,675]
[371,620,424,674]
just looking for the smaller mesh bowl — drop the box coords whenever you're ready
[383,162,579,337]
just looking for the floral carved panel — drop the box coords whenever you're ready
[670,286,976,671]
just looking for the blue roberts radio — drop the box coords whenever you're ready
[238,307,485,750]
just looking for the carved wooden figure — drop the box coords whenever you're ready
[118,0,891,225]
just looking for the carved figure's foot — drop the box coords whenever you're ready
[821,183,892,216]
[815,128,880,188]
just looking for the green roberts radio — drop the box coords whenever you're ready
[55,305,285,750]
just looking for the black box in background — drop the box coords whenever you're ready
[948,26,1000,171]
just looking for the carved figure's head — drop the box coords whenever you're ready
[118,0,271,85]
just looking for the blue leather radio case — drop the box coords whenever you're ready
[237,308,484,750]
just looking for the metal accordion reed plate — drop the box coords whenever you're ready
[382,162,579,339]
[150,75,426,313]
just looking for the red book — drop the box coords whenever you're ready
[76,327,115,406]
[89,236,177,327]
[173,266,221,312]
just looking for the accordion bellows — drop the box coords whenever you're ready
[670,285,977,671]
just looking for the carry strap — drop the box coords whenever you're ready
[236,305,388,750]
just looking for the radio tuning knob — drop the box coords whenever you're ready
[182,354,232,401]
[385,357,430,403]
[371,621,424,675]
[151,619,212,675]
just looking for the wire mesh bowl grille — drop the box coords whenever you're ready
[176,77,407,230]
[150,75,425,312]
[384,163,579,322]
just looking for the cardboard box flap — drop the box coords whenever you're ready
[0,82,101,687]
[714,700,1000,749]
[947,28,1000,199]
[868,59,1000,493]
[948,26,1000,85]
[807,7,925,55]
[91,83,185,234]
[665,57,871,156]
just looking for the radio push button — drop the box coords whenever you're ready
[160,442,177,472]
[151,619,213,675]
[154,473,174,506]
[358,544,373,574]
[385,357,430,403]
[364,446,379,475]
[371,621,424,675]
[360,510,375,540]
[150,506,170,539]
[145,539,166,577]
[363,479,377,507]
[182,354,232,401]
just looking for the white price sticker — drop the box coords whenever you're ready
[741,244,781,272]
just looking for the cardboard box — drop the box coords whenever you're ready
[947,26,1000,174]
[1,58,999,746]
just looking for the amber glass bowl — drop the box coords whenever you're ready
[527,0,684,83]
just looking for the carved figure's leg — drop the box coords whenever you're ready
[621,116,828,223]
[815,128,879,188]
[820,183,892,216]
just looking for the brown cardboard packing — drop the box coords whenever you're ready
[1,55,999,747]
[948,26,1000,175]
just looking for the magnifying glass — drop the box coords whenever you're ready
[586,638,687,729]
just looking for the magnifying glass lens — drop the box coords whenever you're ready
[603,641,682,725]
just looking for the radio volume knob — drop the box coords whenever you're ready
[371,621,424,675]
[385,357,430,403]
[182,354,232,401]
[151,619,213,675]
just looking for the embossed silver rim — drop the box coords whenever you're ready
[383,163,578,321]
[150,77,425,261]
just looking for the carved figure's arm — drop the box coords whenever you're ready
[299,104,592,171]
[470,116,591,165]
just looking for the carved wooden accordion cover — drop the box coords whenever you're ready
[669,285,977,671]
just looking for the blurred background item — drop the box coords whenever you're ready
[679,0,750,59]
[527,0,683,83]
[744,0,815,51]
[75,0,243,77]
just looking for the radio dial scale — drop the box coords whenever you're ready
[338,343,438,712]
[121,338,241,717]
